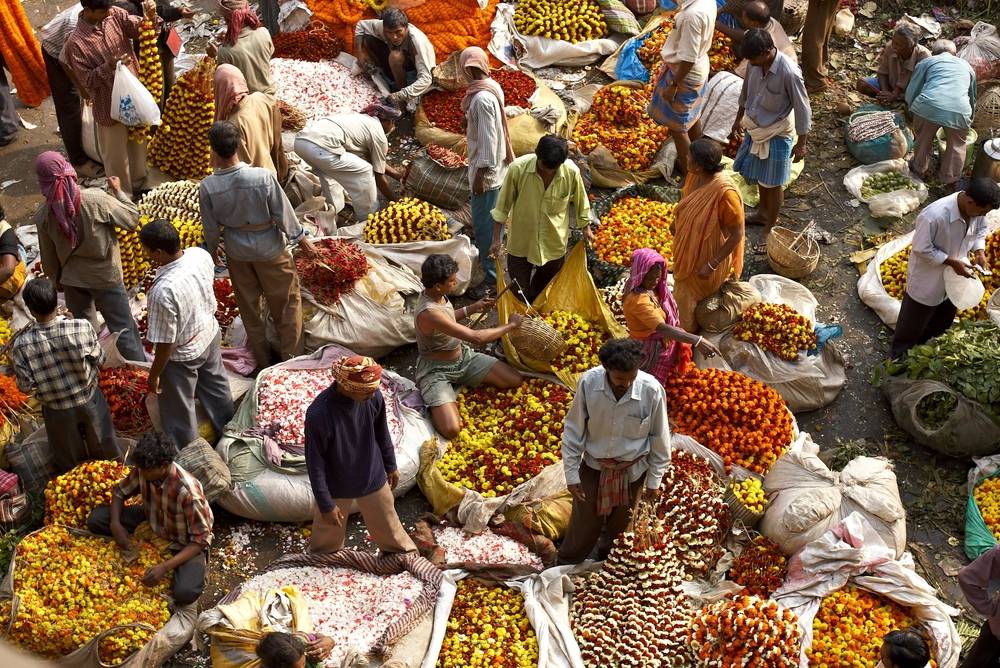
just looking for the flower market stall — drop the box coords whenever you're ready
[488,1,621,70]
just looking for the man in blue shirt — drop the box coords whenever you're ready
[906,40,977,186]
[304,355,416,555]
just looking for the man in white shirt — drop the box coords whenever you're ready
[353,8,436,111]
[648,0,717,173]
[140,219,234,449]
[558,338,671,564]
[891,179,1000,359]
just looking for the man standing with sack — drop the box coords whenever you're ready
[63,0,161,198]
[558,338,671,564]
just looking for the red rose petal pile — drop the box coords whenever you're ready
[422,69,538,136]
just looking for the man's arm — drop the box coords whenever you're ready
[103,183,141,231]
[643,386,671,491]
[199,184,222,259]
[304,412,337,514]
[416,305,520,347]
[489,169,518,256]
[375,173,399,203]
[904,59,928,106]
[0,254,17,286]
[265,173,307,246]
[390,29,435,103]
[561,377,589,496]
[10,348,37,396]
[960,547,1000,618]
[36,211,62,288]
[147,342,174,394]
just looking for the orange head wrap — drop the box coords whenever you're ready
[334,355,383,394]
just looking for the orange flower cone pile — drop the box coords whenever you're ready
[0,0,50,107]
[688,595,800,667]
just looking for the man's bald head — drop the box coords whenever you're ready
[742,1,771,27]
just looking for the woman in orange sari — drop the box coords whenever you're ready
[672,138,746,332]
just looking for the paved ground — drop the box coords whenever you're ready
[2,0,996,663]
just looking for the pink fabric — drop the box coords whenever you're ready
[35,151,82,248]
[214,64,249,121]
[628,247,688,383]
[219,0,261,46]
[459,47,514,165]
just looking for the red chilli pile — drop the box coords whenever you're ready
[422,69,537,135]
[295,238,369,305]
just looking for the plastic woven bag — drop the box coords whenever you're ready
[111,62,161,127]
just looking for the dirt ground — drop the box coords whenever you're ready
[2,0,998,663]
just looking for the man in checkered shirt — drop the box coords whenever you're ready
[11,278,121,473]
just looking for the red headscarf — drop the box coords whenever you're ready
[214,64,249,120]
[35,151,82,248]
[459,47,514,166]
[218,0,261,47]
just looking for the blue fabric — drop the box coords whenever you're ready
[810,323,844,355]
[732,134,794,188]
[718,12,740,28]
[616,32,653,83]
[905,53,977,130]
[864,76,880,91]
[471,188,500,284]
[647,68,709,131]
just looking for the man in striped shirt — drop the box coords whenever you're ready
[140,219,234,450]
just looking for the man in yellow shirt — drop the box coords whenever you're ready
[489,135,593,304]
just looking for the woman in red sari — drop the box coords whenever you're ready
[622,247,719,384]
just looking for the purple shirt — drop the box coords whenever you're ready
[959,545,1000,636]
[304,386,396,513]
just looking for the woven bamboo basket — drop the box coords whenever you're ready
[767,226,820,279]
[508,317,567,363]
[724,485,764,528]
[974,81,1000,136]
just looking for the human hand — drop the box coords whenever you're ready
[947,257,975,278]
[509,313,524,328]
[322,507,345,527]
[298,236,317,258]
[568,483,586,502]
[111,522,134,552]
[142,0,157,20]
[695,338,721,358]
[472,297,495,314]
[696,261,715,279]
[307,636,335,661]
[107,176,122,194]
[792,140,807,163]
[975,250,989,271]
[489,239,502,259]
[387,470,399,490]
[141,562,169,586]
[582,226,596,245]
[206,42,218,58]
[641,487,660,502]
[179,7,195,19]
[472,170,487,196]
[146,373,161,395]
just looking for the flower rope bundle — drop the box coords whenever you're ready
[0,0,49,107]
[847,110,898,143]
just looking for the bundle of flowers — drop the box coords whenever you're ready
[255,368,334,447]
[98,367,153,435]
[129,19,162,144]
[594,197,676,267]
[148,57,215,180]
[0,0,49,107]
[0,526,171,662]
[118,214,205,289]
[438,579,538,667]
[432,526,543,569]
[389,0,500,59]
[600,275,629,326]
[294,238,369,305]
[214,277,239,329]
[438,379,571,497]
[513,0,608,43]
[573,84,670,171]
[688,595,800,667]
[665,368,794,474]
[137,180,200,224]
[730,476,768,514]
[363,197,450,244]
[0,374,29,429]
[273,23,343,61]
[426,144,467,168]
[278,99,308,132]
[974,477,1000,539]
[732,302,818,361]
[44,460,132,528]
[729,535,788,598]
[271,58,379,120]
[541,311,607,376]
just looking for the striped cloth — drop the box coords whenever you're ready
[732,133,794,188]
[647,67,710,132]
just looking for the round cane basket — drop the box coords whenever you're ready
[724,486,764,528]
[767,226,820,279]
[508,318,568,363]
[973,81,1000,136]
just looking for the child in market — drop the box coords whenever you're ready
[256,631,335,668]
[879,629,931,668]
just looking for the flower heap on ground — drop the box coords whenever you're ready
[129,19,163,144]
[438,379,570,497]
[437,578,539,667]
[271,58,379,120]
[364,197,450,244]
[594,197,676,268]
[0,374,28,429]
[729,535,789,598]
[637,19,735,73]
[808,585,932,667]
[0,316,11,365]
[98,367,154,435]
[255,367,335,447]
[240,566,424,667]
[44,460,133,528]
[974,477,1000,540]
[295,238,369,305]
[272,24,342,61]
[148,57,214,179]
[541,311,607,376]
[571,450,729,667]
[880,228,1000,320]
[421,69,537,136]
[513,0,607,43]
[688,595,800,667]
[573,84,670,171]
[665,367,794,474]
[0,525,171,662]
[732,302,818,361]
[432,526,543,569]
[730,477,767,514]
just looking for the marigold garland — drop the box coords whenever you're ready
[0,0,50,107]
[0,374,29,429]
[129,18,163,144]
[148,57,215,179]
[688,595,800,667]
[729,535,788,598]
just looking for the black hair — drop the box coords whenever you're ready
[882,630,931,668]
[598,338,644,373]
[256,632,305,668]
[740,28,775,60]
[132,432,178,469]
[22,279,58,316]
[208,121,240,160]
[421,254,459,289]
[690,138,724,174]
[81,0,114,9]
[742,1,771,24]
[381,7,408,30]
[967,177,1000,210]
[139,219,181,255]
[535,134,569,169]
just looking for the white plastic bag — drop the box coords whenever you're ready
[943,264,985,311]
[110,62,161,127]
[843,159,928,218]
[958,22,1000,80]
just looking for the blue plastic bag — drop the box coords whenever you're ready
[615,32,653,82]
[809,323,844,356]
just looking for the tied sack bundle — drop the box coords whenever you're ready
[845,109,912,165]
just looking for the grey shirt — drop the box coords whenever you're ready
[739,51,812,137]
[199,162,304,263]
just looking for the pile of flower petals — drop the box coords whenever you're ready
[432,527,543,569]
[240,566,424,666]
[271,58,380,120]
[255,368,333,446]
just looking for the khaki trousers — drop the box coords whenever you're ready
[227,251,303,368]
[95,120,147,196]
[309,483,417,555]
[912,115,968,185]
[557,464,643,565]
[800,0,839,89]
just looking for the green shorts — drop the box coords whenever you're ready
[416,345,499,407]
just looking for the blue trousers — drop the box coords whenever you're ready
[471,188,500,286]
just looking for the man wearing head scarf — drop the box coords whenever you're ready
[460,47,513,296]
[213,64,287,181]
[304,355,417,555]
[294,105,405,221]
[353,8,435,111]
[208,0,275,95]
[33,151,145,362]
[200,121,314,371]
